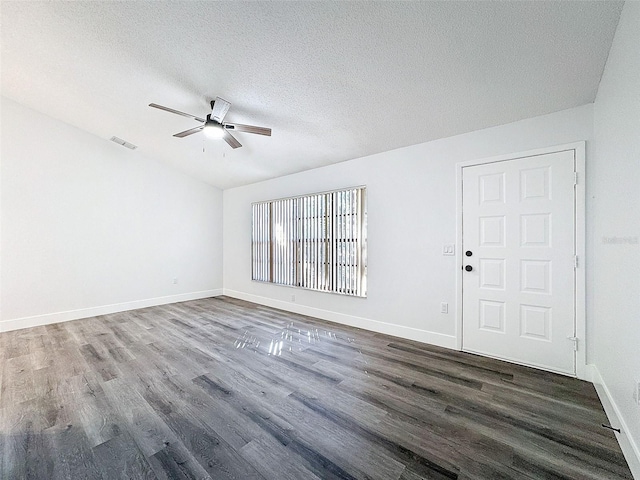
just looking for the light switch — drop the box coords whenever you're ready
[443,244,455,256]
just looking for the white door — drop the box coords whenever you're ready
[462,150,576,375]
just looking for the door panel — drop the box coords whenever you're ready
[462,150,576,375]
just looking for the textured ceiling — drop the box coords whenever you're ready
[1,1,623,189]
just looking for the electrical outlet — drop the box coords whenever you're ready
[634,380,640,406]
[173,278,178,285]
[440,302,448,314]
[291,295,296,303]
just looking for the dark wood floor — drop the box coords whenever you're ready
[0,296,632,479]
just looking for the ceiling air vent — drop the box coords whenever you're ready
[110,136,137,150]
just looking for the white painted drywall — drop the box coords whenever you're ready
[591,2,640,475]
[223,104,594,348]
[0,97,223,330]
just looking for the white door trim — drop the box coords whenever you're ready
[455,142,587,379]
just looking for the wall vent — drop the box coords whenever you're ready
[110,136,138,150]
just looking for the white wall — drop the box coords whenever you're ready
[0,97,224,331]
[591,2,640,476]
[224,104,593,348]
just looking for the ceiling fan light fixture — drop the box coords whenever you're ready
[203,122,224,139]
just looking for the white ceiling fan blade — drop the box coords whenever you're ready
[149,103,205,123]
[173,125,204,137]
[211,97,231,123]
[222,130,242,149]
[224,123,271,136]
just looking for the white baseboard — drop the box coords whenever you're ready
[591,365,640,479]
[0,289,223,333]
[223,289,457,350]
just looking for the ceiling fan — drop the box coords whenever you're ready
[149,97,271,149]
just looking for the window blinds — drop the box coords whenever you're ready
[252,186,367,297]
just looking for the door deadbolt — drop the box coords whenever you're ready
[465,251,473,257]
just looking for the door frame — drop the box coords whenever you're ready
[455,142,587,379]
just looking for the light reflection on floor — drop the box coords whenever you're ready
[231,321,369,374]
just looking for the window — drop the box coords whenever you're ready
[252,186,367,297]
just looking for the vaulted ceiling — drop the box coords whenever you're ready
[1,1,623,189]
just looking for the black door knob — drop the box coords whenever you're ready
[465,265,473,272]
[465,251,473,257]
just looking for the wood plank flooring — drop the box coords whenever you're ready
[0,296,633,479]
